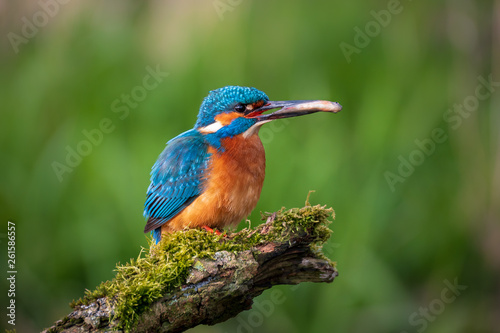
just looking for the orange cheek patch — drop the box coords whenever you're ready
[252,100,265,109]
[214,112,241,126]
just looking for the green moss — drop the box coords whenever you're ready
[72,204,335,331]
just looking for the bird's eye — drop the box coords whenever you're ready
[234,103,246,113]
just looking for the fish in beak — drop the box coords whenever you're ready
[246,100,342,124]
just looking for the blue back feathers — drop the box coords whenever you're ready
[144,129,210,242]
[195,86,269,128]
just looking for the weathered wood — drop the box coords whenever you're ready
[43,205,337,333]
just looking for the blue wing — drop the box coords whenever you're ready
[144,129,210,237]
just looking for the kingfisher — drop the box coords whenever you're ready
[144,86,342,243]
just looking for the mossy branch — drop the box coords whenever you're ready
[43,204,338,333]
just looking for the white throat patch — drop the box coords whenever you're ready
[242,120,271,138]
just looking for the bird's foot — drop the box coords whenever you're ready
[201,225,224,236]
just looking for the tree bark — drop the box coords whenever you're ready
[43,206,337,333]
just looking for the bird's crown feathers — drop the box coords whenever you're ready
[195,86,269,128]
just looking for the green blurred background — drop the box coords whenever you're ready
[1,1,499,332]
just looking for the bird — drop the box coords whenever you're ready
[144,86,342,243]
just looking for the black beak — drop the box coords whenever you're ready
[247,100,342,123]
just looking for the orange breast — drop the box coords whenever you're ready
[161,133,266,233]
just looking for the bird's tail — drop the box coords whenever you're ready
[152,228,162,244]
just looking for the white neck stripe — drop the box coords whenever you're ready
[198,121,224,134]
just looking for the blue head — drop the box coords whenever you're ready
[193,85,342,148]
[195,86,269,128]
